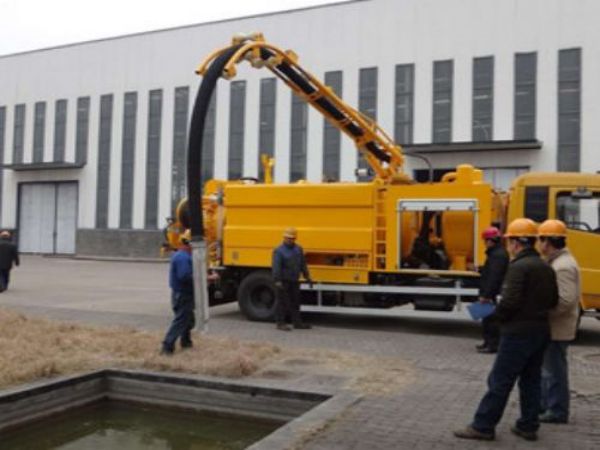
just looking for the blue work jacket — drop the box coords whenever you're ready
[169,249,193,294]
[272,243,310,283]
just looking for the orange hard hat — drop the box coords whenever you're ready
[538,219,567,237]
[283,227,298,239]
[504,218,538,238]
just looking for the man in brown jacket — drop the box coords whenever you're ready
[538,219,580,424]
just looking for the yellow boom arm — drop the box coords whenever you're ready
[197,33,411,184]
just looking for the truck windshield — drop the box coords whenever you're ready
[556,192,600,233]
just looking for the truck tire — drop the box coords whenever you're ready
[237,270,278,321]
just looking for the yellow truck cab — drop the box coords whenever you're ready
[508,172,600,314]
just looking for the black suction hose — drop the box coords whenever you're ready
[187,45,242,240]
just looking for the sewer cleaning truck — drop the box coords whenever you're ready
[166,33,600,324]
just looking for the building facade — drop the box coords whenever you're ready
[0,0,596,256]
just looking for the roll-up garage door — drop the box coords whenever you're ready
[18,182,78,254]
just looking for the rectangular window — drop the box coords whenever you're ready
[171,86,189,212]
[323,70,343,181]
[524,186,549,223]
[145,89,162,229]
[201,88,217,184]
[394,64,414,145]
[258,78,276,180]
[228,81,246,180]
[358,67,378,177]
[33,101,46,163]
[96,94,113,229]
[12,104,25,164]
[290,92,308,182]
[432,60,453,143]
[0,107,5,164]
[120,92,137,229]
[514,52,537,140]
[472,57,494,141]
[0,106,5,223]
[75,97,90,164]
[557,48,581,172]
[53,99,67,162]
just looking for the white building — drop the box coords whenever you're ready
[0,0,596,256]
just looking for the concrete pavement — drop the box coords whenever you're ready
[1,255,600,449]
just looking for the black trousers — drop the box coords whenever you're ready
[275,281,302,325]
[482,314,500,350]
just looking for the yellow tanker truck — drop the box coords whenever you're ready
[168,34,600,323]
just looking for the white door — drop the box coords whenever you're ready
[18,184,56,253]
[55,183,77,254]
[18,182,78,254]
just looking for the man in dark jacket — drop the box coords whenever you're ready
[476,226,509,353]
[455,218,558,442]
[161,230,195,355]
[0,230,19,292]
[272,227,313,331]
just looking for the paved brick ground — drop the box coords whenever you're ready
[2,256,600,449]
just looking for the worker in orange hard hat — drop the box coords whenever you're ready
[161,228,195,355]
[475,226,509,354]
[455,218,558,442]
[537,219,580,424]
[272,227,313,331]
[0,230,19,292]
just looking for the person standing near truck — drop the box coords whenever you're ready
[537,219,580,424]
[161,230,195,355]
[454,218,558,442]
[476,226,509,354]
[0,230,19,292]
[272,227,313,331]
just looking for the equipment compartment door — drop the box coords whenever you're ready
[18,182,78,254]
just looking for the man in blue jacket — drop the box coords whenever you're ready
[272,227,313,331]
[161,230,195,354]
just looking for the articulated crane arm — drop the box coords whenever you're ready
[196,33,412,184]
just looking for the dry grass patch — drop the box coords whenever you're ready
[0,308,280,390]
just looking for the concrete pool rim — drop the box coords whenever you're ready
[0,369,361,449]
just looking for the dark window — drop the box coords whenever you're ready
[557,48,581,172]
[75,97,90,164]
[12,104,25,164]
[201,88,217,184]
[258,78,276,180]
[514,52,537,140]
[96,94,113,229]
[145,89,162,229]
[228,81,246,180]
[120,92,137,229]
[394,64,414,145]
[0,106,5,223]
[171,86,189,212]
[290,92,308,182]
[358,67,378,179]
[432,60,453,143]
[413,168,453,183]
[472,57,494,141]
[323,71,343,181]
[53,99,67,162]
[33,101,46,163]
[524,186,549,223]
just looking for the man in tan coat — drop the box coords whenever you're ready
[537,219,581,424]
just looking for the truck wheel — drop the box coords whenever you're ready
[237,271,278,321]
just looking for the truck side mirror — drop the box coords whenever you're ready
[571,187,593,199]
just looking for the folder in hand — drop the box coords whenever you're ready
[467,302,495,321]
